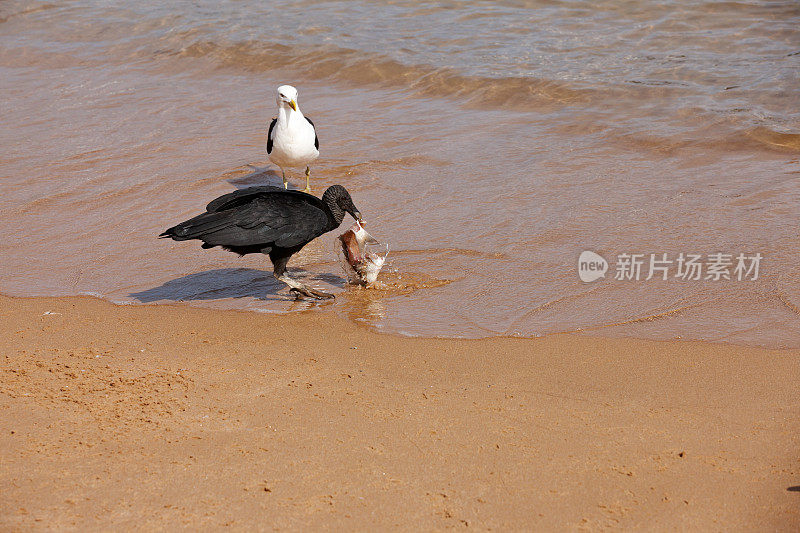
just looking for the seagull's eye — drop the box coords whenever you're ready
[279,93,286,99]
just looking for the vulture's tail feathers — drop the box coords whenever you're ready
[159,211,234,241]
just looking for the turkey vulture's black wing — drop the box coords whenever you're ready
[266,117,277,154]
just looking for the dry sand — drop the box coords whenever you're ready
[1,294,798,530]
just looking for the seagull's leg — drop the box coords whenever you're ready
[302,166,312,194]
[272,254,333,300]
[282,169,288,189]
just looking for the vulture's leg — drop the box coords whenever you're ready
[281,169,288,189]
[272,253,333,300]
[301,166,312,194]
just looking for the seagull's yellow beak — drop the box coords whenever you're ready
[288,99,297,111]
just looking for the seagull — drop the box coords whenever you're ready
[160,185,361,299]
[267,85,319,193]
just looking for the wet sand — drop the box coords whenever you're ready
[1,294,798,530]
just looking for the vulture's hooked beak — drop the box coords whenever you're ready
[353,211,362,223]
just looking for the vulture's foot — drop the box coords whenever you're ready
[277,274,334,300]
[290,286,334,300]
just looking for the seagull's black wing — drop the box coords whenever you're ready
[161,189,331,252]
[305,117,319,150]
[266,117,277,154]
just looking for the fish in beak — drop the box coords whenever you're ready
[337,221,387,286]
[352,220,378,246]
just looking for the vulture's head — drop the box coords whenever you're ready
[322,185,362,224]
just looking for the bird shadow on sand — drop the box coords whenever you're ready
[226,165,281,189]
[130,268,346,304]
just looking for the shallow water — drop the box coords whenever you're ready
[1,0,799,347]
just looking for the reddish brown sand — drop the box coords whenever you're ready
[1,295,798,530]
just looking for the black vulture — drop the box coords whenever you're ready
[160,185,361,299]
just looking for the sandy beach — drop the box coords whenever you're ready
[1,294,798,530]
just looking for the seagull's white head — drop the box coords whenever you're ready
[276,85,299,112]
